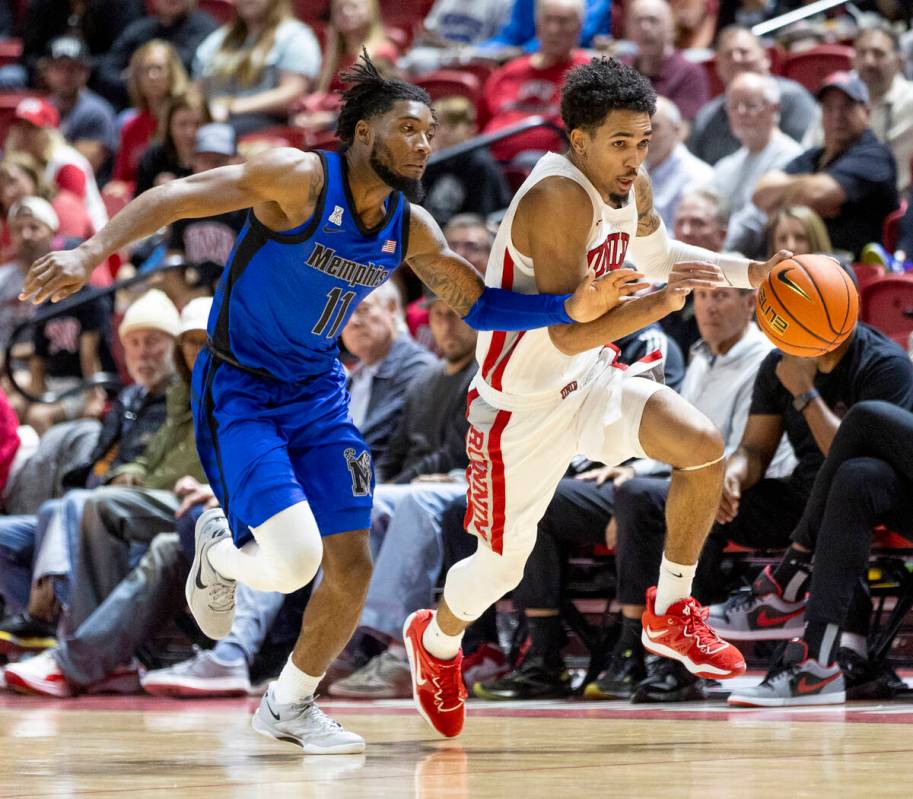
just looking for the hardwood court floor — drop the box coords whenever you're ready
[2,692,912,798]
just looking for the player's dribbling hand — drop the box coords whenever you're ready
[19,248,94,304]
[564,268,650,322]
[661,261,724,311]
[716,473,741,524]
[748,249,793,289]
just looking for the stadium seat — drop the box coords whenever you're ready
[413,69,482,106]
[198,0,236,24]
[292,0,330,23]
[860,274,913,346]
[0,38,22,68]
[700,56,725,98]
[852,262,886,291]
[883,198,908,253]
[781,44,854,93]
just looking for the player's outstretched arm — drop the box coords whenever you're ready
[628,171,792,289]
[20,148,324,304]
[404,203,615,330]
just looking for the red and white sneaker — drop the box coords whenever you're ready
[461,642,509,692]
[4,650,74,697]
[641,586,746,680]
[403,610,467,738]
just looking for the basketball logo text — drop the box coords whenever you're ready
[465,426,490,542]
[587,232,630,278]
[757,285,789,335]
[344,448,373,497]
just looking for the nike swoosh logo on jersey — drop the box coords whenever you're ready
[775,268,812,301]
[796,672,841,694]
[756,608,805,627]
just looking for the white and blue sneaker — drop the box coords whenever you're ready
[185,508,236,640]
[252,683,366,754]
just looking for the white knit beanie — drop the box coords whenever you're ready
[119,289,180,340]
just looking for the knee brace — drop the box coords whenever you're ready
[443,540,532,622]
[251,501,324,593]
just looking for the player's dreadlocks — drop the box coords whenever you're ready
[336,51,432,145]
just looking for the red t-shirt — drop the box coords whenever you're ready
[53,189,96,239]
[0,387,20,494]
[113,110,157,183]
[481,51,591,163]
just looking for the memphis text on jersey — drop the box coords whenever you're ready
[306,242,389,288]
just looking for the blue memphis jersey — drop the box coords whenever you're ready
[207,150,409,382]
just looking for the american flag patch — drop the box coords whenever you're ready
[382,239,396,253]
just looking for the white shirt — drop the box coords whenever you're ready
[648,143,714,230]
[632,324,796,477]
[871,73,913,194]
[347,361,381,428]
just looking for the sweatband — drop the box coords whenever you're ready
[462,286,573,331]
[628,218,753,289]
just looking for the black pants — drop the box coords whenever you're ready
[511,478,614,610]
[790,401,913,629]
[614,475,808,606]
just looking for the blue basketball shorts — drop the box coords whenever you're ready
[191,349,375,547]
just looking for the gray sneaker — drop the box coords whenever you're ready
[252,684,366,754]
[185,508,237,640]
[141,648,250,697]
[327,650,411,699]
[728,639,846,707]
[708,567,806,641]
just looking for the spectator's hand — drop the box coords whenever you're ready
[176,483,217,517]
[604,517,617,549]
[775,354,818,396]
[20,247,94,304]
[575,465,634,486]
[565,268,650,322]
[84,386,107,418]
[209,97,232,123]
[660,261,724,311]
[111,472,143,487]
[174,475,204,497]
[717,472,741,524]
[412,473,456,483]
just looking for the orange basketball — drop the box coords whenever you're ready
[755,254,859,357]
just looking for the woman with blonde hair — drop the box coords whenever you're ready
[316,0,399,94]
[113,40,190,185]
[768,205,834,257]
[193,0,321,135]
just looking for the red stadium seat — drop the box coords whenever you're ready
[852,262,886,291]
[293,0,330,24]
[781,44,854,93]
[456,60,497,89]
[860,274,913,346]
[238,126,307,151]
[413,69,482,106]
[0,38,22,68]
[198,0,236,24]
[379,0,435,27]
[883,198,908,253]
[700,56,725,98]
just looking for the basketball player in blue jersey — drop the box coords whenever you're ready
[20,56,629,753]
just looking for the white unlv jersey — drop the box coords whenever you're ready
[474,152,642,409]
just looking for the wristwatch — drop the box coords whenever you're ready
[792,388,820,413]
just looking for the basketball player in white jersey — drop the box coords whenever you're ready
[402,57,793,737]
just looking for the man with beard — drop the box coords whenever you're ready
[18,54,617,754]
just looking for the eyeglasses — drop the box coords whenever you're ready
[725,100,770,115]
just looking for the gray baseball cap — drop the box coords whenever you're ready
[193,123,236,156]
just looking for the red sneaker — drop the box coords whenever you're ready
[403,610,467,738]
[641,586,746,679]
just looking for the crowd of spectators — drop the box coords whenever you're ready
[0,0,912,708]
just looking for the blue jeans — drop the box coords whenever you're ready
[0,514,40,613]
[360,482,466,641]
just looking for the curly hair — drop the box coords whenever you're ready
[561,57,657,134]
[336,50,432,145]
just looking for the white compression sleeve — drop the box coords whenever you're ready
[627,219,753,289]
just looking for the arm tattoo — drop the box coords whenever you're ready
[410,254,484,317]
[634,172,661,236]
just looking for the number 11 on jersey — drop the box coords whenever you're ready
[313,287,356,338]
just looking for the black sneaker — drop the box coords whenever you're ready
[584,644,646,700]
[631,657,715,703]
[837,648,906,700]
[473,656,572,700]
[0,613,57,655]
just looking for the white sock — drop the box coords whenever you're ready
[840,631,867,658]
[273,658,323,705]
[421,612,463,660]
[654,555,697,615]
